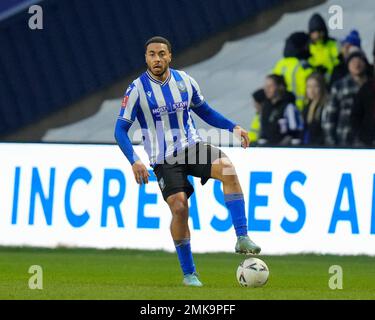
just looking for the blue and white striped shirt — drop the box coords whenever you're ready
[118,69,204,166]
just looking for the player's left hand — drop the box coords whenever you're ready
[132,160,150,184]
[233,125,250,149]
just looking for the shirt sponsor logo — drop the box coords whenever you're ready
[172,101,188,111]
[151,101,188,116]
[152,105,168,115]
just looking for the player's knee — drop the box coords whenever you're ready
[172,201,189,220]
[216,158,237,183]
[168,195,189,220]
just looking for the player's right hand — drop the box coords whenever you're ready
[233,125,250,149]
[132,160,150,184]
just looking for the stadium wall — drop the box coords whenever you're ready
[0,0,285,137]
[1,143,375,255]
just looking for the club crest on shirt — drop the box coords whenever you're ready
[176,81,187,92]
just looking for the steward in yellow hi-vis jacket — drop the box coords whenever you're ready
[248,89,266,145]
[308,13,340,79]
[249,113,260,143]
[273,32,314,111]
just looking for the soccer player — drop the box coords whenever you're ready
[114,36,261,287]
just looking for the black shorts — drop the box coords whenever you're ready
[153,142,224,201]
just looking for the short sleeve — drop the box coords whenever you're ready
[188,75,205,108]
[118,82,140,123]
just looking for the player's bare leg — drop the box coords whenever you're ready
[211,156,261,255]
[211,157,242,194]
[166,192,203,287]
[167,192,190,240]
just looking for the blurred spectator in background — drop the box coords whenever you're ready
[330,29,361,88]
[248,88,266,146]
[273,32,314,111]
[303,72,328,146]
[351,35,375,147]
[322,49,370,146]
[308,13,340,80]
[258,74,303,146]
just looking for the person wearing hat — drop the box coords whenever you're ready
[273,31,314,111]
[330,29,362,88]
[248,88,266,145]
[308,13,340,79]
[322,49,370,146]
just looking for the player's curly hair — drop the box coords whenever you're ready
[145,36,172,53]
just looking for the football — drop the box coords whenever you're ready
[236,257,269,287]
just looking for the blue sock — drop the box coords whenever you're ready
[174,238,196,275]
[224,193,248,237]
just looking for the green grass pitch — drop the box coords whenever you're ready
[0,247,374,300]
